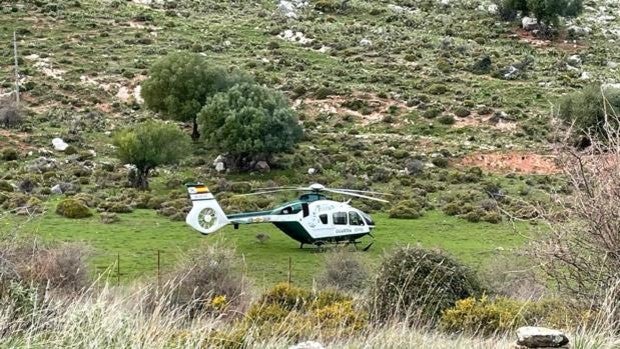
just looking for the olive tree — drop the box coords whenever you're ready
[557,84,620,140]
[198,83,303,170]
[502,0,582,27]
[141,52,251,140]
[114,121,191,190]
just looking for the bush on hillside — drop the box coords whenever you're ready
[500,0,583,27]
[370,246,483,324]
[1,147,19,161]
[56,198,92,219]
[557,84,620,140]
[389,200,424,219]
[167,244,249,315]
[319,249,369,293]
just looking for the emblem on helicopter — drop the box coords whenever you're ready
[185,183,390,250]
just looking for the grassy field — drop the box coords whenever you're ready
[23,205,532,288]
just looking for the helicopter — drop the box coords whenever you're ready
[185,183,390,250]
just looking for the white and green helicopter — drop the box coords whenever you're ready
[185,183,389,249]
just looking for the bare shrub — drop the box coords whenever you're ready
[0,100,23,129]
[165,243,249,316]
[478,251,546,300]
[318,249,369,293]
[369,246,483,325]
[536,86,620,324]
[0,239,91,294]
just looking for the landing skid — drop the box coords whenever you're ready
[299,239,373,252]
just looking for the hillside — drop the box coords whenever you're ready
[1,0,619,284]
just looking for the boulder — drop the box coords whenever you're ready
[516,326,569,348]
[215,162,225,173]
[522,17,538,31]
[52,138,69,151]
[255,161,270,173]
[51,184,63,194]
[566,55,582,67]
[278,0,298,19]
[289,341,325,349]
[359,38,372,46]
[308,167,317,175]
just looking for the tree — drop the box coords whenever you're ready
[114,121,191,190]
[501,0,582,27]
[141,52,251,140]
[557,84,620,140]
[198,83,303,170]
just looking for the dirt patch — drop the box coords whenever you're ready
[296,92,409,126]
[511,28,586,52]
[0,129,33,152]
[459,152,560,175]
[454,114,517,131]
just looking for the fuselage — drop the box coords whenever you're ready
[226,194,375,244]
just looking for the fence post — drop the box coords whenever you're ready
[116,253,120,286]
[287,256,292,285]
[157,249,161,290]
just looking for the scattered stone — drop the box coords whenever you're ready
[255,161,270,173]
[522,17,538,31]
[308,167,317,175]
[440,0,450,6]
[487,3,498,14]
[214,155,226,173]
[51,184,63,195]
[566,55,582,67]
[278,0,298,19]
[580,71,591,80]
[608,61,618,69]
[289,341,325,349]
[52,138,69,151]
[388,4,411,13]
[567,25,591,37]
[359,38,372,46]
[278,29,313,44]
[515,326,569,348]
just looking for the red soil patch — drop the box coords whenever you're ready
[459,152,560,175]
[511,28,586,52]
[0,129,33,152]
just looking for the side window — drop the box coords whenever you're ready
[349,212,364,226]
[333,212,347,225]
[319,214,328,224]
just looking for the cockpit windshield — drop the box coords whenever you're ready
[361,212,375,226]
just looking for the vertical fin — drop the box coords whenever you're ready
[185,183,230,235]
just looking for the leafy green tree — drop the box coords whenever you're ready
[141,52,251,140]
[199,83,303,170]
[114,121,191,190]
[557,84,620,139]
[501,0,582,26]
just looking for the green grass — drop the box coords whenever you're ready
[23,207,533,288]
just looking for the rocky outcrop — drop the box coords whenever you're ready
[513,326,570,348]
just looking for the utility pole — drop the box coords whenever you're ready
[13,31,19,106]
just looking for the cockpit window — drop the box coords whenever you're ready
[333,212,347,225]
[349,211,364,226]
[281,203,302,215]
[319,214,328,224]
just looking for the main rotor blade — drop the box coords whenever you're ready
[252,186,308,191]
[235,189,304,196]
[324,189,389,203]
[331,188,393,196]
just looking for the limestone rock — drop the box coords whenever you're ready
[566,55,582,67]
[522,17,538,31]
[52,138,69,151]
[516,326,569,348]
[215,162,225,173]
[51,184,63,195]
[308,167,316,175]
[278,0,298,19]
[255,161,270,173]
[289,341,325,349]
[359,38,372,46]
